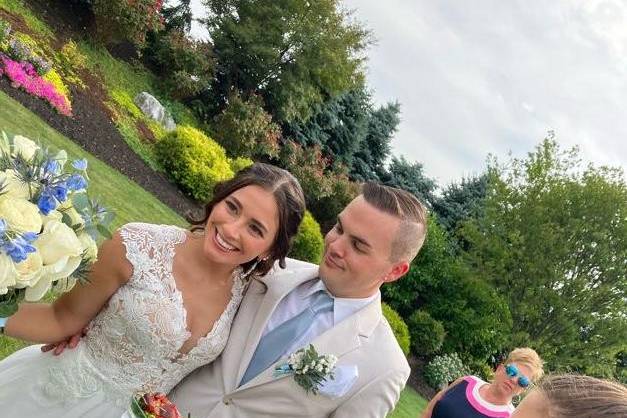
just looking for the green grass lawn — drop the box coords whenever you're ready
[388,386,428,418]
[0,90,185,229]
[0,89,186,360]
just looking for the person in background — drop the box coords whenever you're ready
[421,348,544,418]
[511,374,627,418]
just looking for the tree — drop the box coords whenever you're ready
[285,88,370,167]
[161,0,194,33]
[383,217,511,361]
[382,155,438,208]
[204,0,370,122]
[212,93,281,159]
[432,174,488,247]
[350,101,399,182]
[462,136,627,377]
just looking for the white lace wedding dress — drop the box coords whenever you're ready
[0,223,249,417]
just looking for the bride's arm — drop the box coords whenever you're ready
[3,232,131,344]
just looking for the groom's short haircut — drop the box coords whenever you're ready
[361,182,428,262]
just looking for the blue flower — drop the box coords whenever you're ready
[21,231,38,243]
[44,160,60,175]
[72,159,88,171]
[51,183,69,202]
[3,240,28,263]
[67,174,87,191]
[37,192,57,215]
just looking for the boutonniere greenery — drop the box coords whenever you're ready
[274,344,337,394]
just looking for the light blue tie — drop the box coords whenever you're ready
[239,290,334,386]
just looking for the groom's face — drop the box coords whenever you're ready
[319,196,408,298]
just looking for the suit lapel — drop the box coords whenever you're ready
[238,294,384,390]
[220,278,266,391]
[232,266,319,388]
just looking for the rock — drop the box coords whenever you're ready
[134,92,176,132]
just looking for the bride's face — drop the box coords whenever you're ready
[203,185,279,267]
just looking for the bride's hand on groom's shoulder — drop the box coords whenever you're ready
[40,326,88,356]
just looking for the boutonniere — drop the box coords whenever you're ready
[274,344,338,394]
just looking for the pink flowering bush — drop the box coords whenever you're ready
[0,54,71,116]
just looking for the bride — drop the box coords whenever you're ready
[0,162,305,417]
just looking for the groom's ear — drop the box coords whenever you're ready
[382,261,410,284]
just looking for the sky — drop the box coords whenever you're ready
[187,0,627,186]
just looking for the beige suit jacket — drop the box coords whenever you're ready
[169,259,410,418]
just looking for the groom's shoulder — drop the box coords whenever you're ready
[261,257,319,283]
[366,312,410,372]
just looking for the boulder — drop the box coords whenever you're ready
[134,92,176,132]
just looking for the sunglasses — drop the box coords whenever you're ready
[505,364,530,388]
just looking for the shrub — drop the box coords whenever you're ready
[213,93,281,159]
[4,34,51,75]
[229,156,253,175]
[0,20,11,46]
[424,353,470,390]
[155,126,233,201]
[91,0,164,46]
[143,31,213,99]
[0,56,71,116]
[407,310,445,356]
[43,69,71,103]
[306,167,359,232]
[279,141,334,202]
[468,359,495,382]
[382,303,411,356]
[54,40,87,88]
[289,211,324,264]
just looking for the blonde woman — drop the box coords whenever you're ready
[421,348,544,418]
[512,374,627,418]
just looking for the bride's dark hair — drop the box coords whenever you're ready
[189,162,305,277]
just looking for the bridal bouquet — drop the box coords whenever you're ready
[0,131,113,317]
[125,393,184,418]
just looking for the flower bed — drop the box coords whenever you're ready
[0,20,71,116]
[0,55,71,116]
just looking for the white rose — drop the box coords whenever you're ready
[0,254,17,294]
[14,251,43,288]
[0,197,42,233]
[78,232,98,262]
[41,209,63,225]
[12,135,40,160]
[1,169,32,200]
[24,255,81,302]
[35,220,82,266]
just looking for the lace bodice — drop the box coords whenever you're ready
[42,223,249,407]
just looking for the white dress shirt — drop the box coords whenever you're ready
[262,278,379,358]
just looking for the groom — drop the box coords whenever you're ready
[169,182,428,417]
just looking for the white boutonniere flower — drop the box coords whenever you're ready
[274,344,338,394]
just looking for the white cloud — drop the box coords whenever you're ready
[342,0,627,185]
